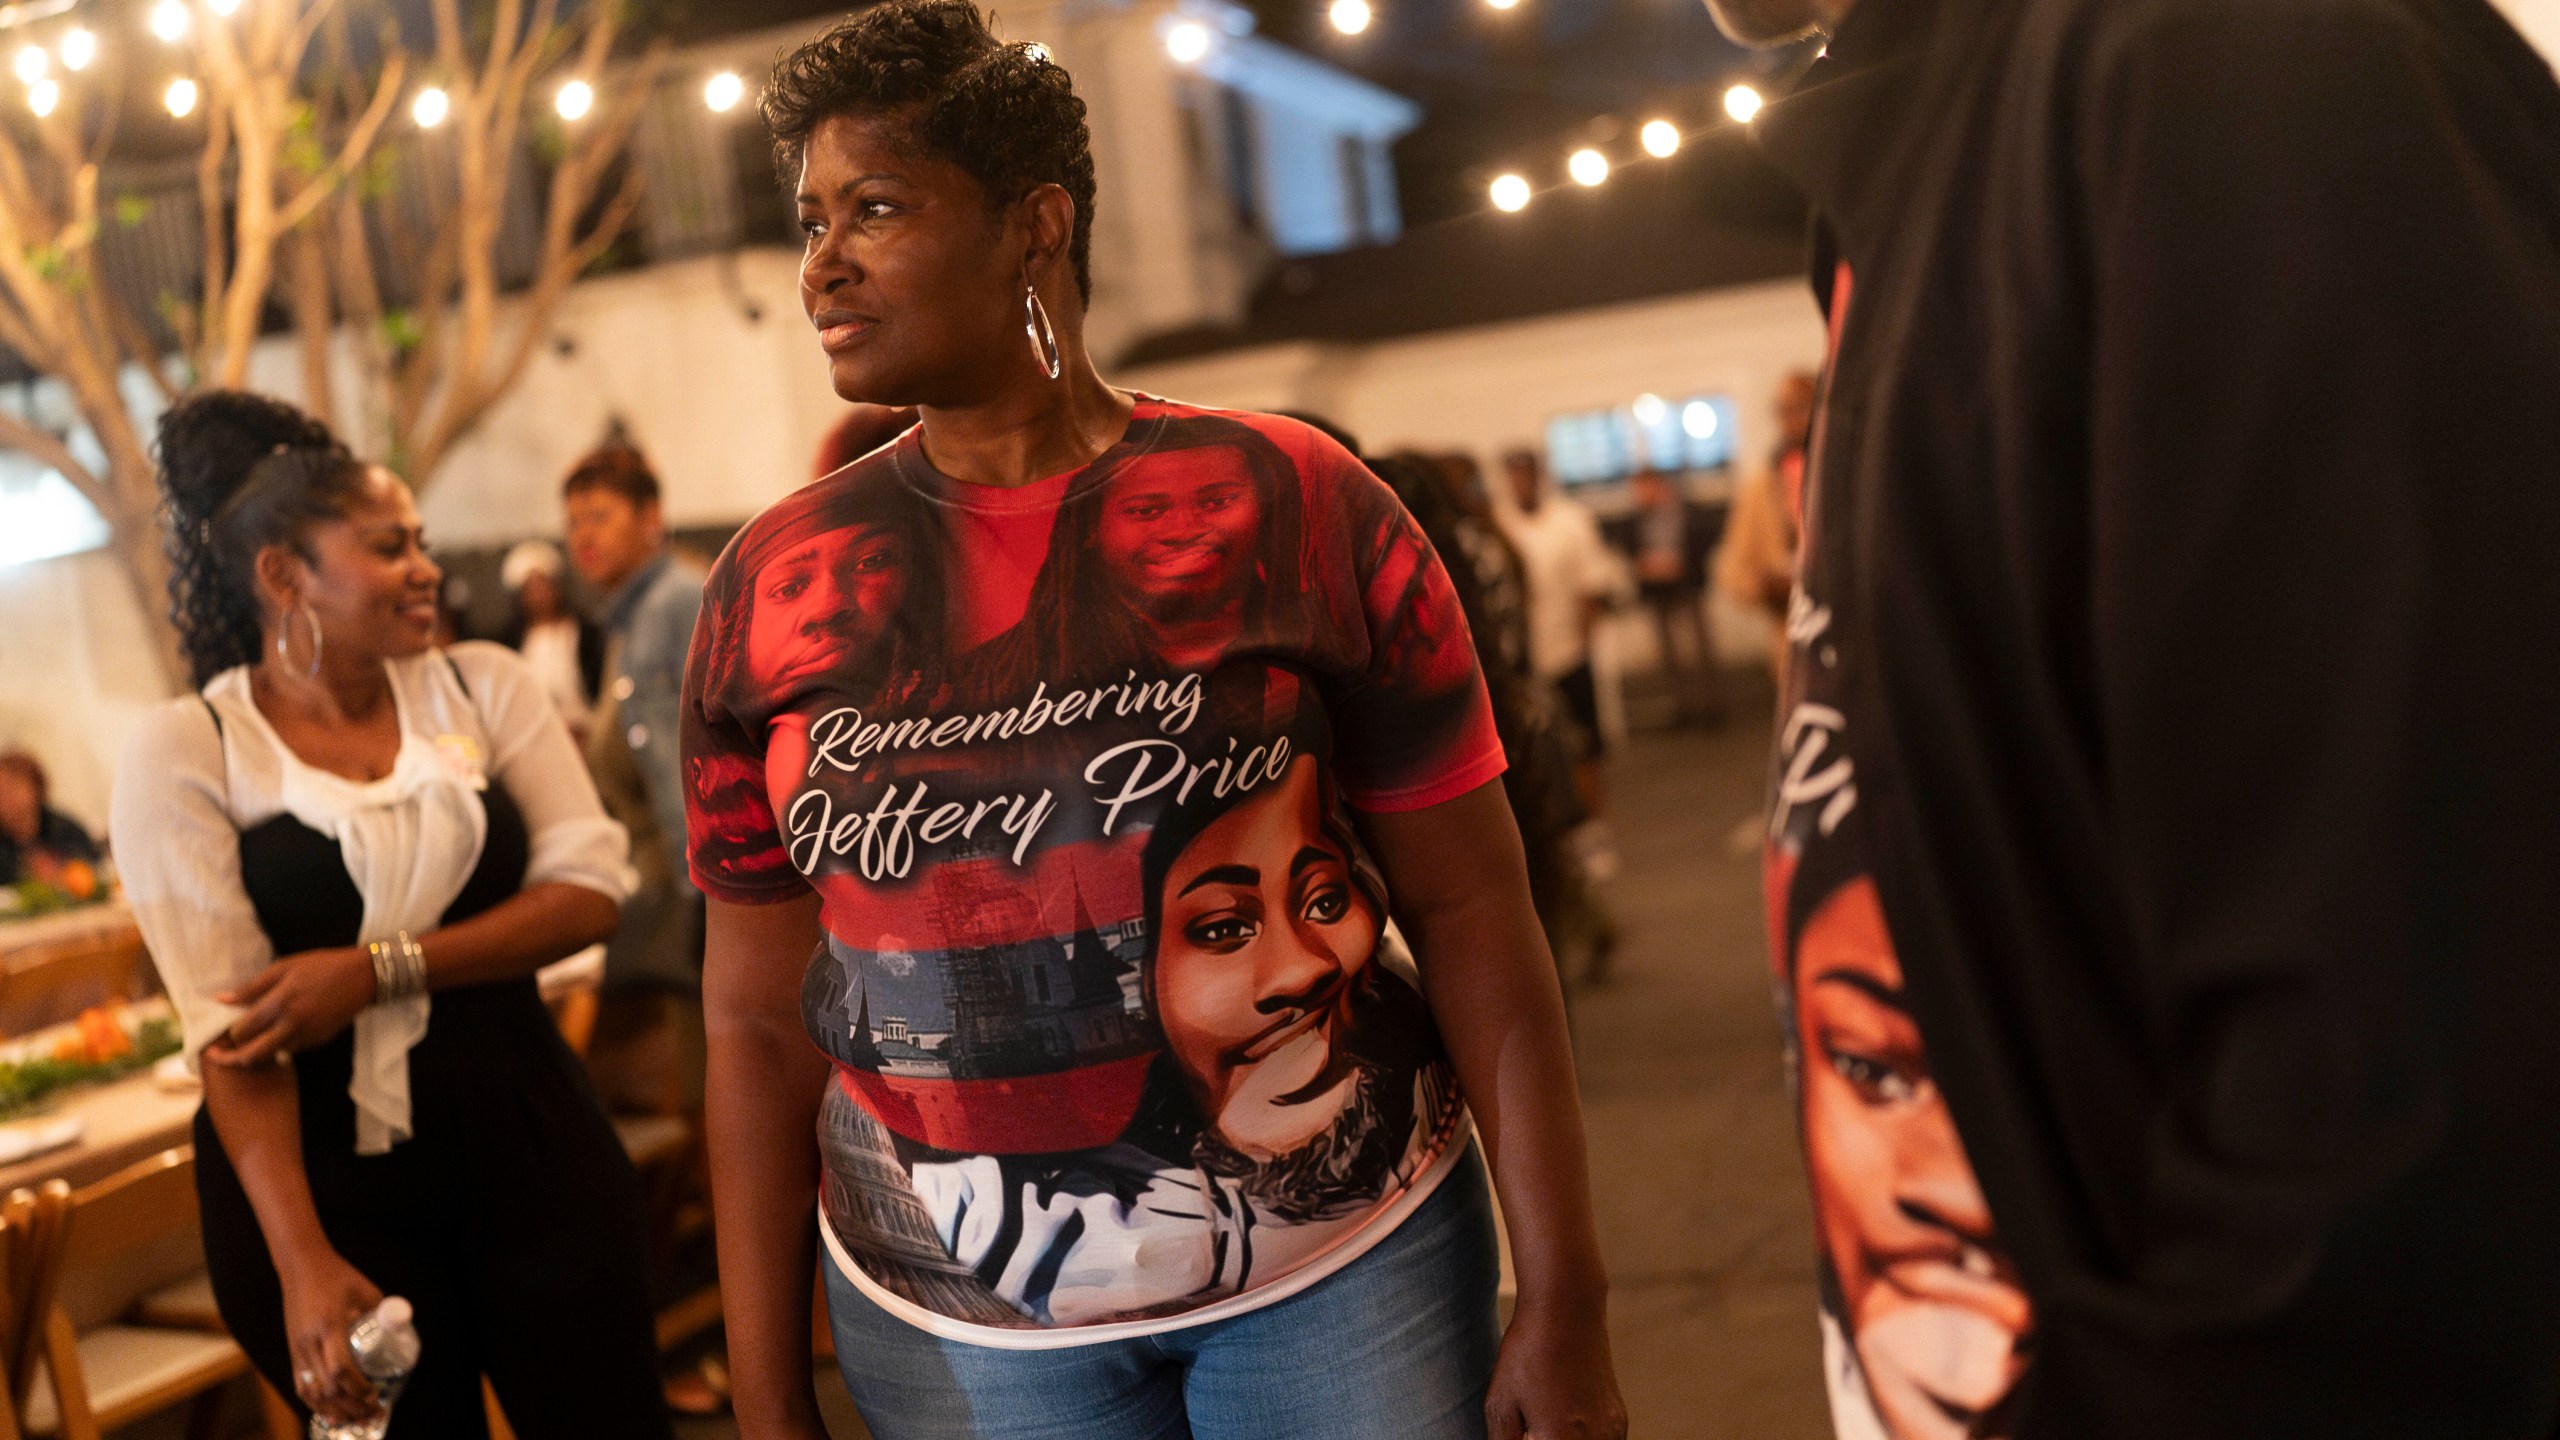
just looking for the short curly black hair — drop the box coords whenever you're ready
[763,0,1097,303]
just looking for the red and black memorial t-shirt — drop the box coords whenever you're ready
[681,397,1503,1344]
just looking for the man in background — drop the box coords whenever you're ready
[563,443,706,1070]
[1719,0,2560,1433]
[1606,468,1725,727]
[1499,448,1625,833]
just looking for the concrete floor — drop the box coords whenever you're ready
[681,715,1834,1440]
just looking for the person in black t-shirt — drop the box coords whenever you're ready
[1710,0,2560,1435]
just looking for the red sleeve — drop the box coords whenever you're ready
[680,542,810,905]
[1300,431,1507,813]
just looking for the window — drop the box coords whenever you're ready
[0,467,109,568]
[1544,393,1738,487]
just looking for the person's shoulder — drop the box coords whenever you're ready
[439,639,535,694]
[117,692,226,781]
[1139,395,1359,476]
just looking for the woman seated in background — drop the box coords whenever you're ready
[0,749,102,890]
[111,391,674,1438]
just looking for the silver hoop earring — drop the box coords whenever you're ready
[297,602,324,678]
[1024,284,1062,382]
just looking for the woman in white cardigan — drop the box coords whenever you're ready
[112,392,673,1438]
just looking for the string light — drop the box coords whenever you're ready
[704,71,744,113]
[1164,19,1211,63]
[1567,147,1609,187]
[26,77,57,118]
[1723,83,1763,123]
[1682,401,1720,439]
[58,28,95,72]
[1329,0,1372,35]
[1640,119,1680,158]
[13,45,45,84]
[148,0,190,42]
[1632,393,1667,427]
[1489,173,1530,212]
[207,0,241,14]
[412,86,449,128]
[554,78,594,121]
[163,76,199,118]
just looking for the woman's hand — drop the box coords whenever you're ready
[1486,1291,1629,1440]
[279,1247,385,1425]
[206,947,377,1067]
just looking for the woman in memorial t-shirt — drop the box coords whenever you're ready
[683,5,1624,1439]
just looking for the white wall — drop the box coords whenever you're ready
[1120,279,1825,483]
[2493,0,2560,69]
[415,250,847,545]
[0,552,171,841]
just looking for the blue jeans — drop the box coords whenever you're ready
[824,1146,1501,1440]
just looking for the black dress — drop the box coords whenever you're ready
[193,781,674,1437]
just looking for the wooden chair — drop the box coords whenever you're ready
[0,1183,73,1440]
[20,1148,294,1440]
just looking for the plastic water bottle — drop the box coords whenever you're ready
[308,1297,421,1440]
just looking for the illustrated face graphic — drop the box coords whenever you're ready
[1794,878,2030,1439]
[745,522,910,692]
[1097,453,1265,620]
[1154,757,1380,1160]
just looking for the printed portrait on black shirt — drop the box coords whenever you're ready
[1767,627,2035,1439]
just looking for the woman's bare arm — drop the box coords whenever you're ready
[206,882,616,1067]
[704,891,835,1439]
[201,1063,384,1421]
[1361,779,1627,1440]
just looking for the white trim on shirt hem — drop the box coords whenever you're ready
[820,1113,1474,1351]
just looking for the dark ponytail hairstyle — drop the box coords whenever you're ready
[156,391,370,688]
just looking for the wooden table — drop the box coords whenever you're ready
[0,1067,199,1196]
[0,902,157,1037]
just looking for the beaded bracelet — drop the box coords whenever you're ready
[366,931,428,1004]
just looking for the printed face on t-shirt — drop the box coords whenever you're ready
[1794,877,2030,1440]
[744,522,911,692]
[1098,452,1265,623]
[1152,755,1380,1161]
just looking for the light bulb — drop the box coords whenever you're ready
[208,0,241,15]
[58,29,96,72]
[148,0,190,42]
[411,86,449,128]
[1640,119,1680,158]
[1723,83,1764,124]
[1567,147,1609,187]
[554,78,594,121]
[1329,0,1373,35]
[1163,19,1211,63]
[1489,173,1530,213]
[15,45,48,84]
[164,76,199,118]
[1632,393,1667,427]
[1682,401,1720,439]
[1487,0,1520,10]
[27,78,59,118]
[704,71,744,113]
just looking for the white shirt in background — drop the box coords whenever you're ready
[1501,496,1626,680]
[516,617,591,736]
